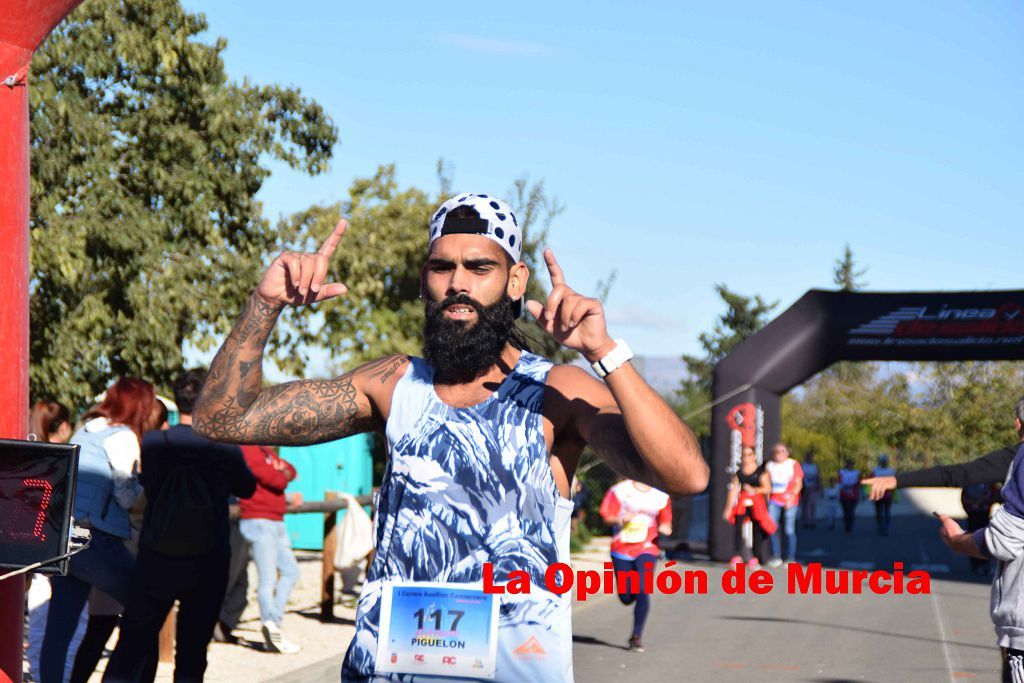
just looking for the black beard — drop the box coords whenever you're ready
[423,294,517,383]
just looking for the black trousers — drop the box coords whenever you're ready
[1003,647,1024,683]
[732,510,766,563]
[102,546,230,683]
[841,499,858,533]
[218,520,250,630]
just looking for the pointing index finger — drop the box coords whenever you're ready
[544,247,566,287]
[317,219,348,258]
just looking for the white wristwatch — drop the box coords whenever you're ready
[591,339,633,378]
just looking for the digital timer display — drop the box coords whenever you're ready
[0,439,79,575]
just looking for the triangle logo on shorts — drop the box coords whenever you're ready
[513,636,546,656]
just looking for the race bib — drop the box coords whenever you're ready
[376,581,499,679]
[620,516,650,544]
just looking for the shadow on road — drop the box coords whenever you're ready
[294,608,356,627]
[571,634,629,651]
[720,614,991,651]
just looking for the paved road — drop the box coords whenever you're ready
[572,512,998,682]
[300,510,999,682]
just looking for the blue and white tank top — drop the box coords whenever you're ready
[341,351,575,682]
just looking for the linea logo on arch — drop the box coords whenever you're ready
[849,302,1024,340]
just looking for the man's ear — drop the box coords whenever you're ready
[1017,418,1023,439]
[508,262,529,301]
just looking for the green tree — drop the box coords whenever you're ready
[28,0,336,408]
[783,361,1024,481]
[827,244,871,382]
[676,285,777,439]
[913,362,1024,465]
[782,367,905,483]
[833,243,868,291]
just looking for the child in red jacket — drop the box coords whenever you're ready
[239,445,302,654]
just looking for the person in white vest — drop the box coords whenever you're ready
[765,443,803,567]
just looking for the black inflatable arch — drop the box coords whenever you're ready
[709,289,1024,561]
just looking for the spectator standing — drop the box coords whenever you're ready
[102,369,256,682]
[937,438,1024,682]
[570,477,590,536]
[837,460,862,534]
[864,397,1023,680]
[765,443,803,567]
[800,451,821,529]
[25,401,75,682]
[961,483,1000,576]
[722,446,775,567]
[40,378,157,683]
[871,454,896,536]
[239,445,302,654]
[213,496,250,644]
[28,399,72,443]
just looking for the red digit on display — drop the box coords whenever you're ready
[21,478,52,542]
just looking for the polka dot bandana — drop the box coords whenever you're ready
[428,193,522,263]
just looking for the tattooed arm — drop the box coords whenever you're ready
[193,218,409,445]
[193,292,408,444]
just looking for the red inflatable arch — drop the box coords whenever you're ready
[0,2,85,680]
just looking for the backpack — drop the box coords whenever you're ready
[141,433,216,557]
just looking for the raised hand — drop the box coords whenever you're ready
[526,248,615,362]
[861,476,896,501]
[256,219,350,308]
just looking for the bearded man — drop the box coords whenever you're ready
[194,193,708,682]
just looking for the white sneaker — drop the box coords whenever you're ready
[261,620,302,654]
[766,557,783,568]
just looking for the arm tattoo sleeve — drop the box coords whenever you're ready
[194,292,403,445]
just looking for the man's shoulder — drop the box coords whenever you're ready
[544,362,595,390]
[353,354,414,398]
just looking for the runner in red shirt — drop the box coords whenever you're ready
[599,479,672,653]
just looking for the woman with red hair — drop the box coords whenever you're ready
[40,377,159,683]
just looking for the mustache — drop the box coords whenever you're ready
[426,294,485,319]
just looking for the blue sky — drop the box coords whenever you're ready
[182,0,1022,366]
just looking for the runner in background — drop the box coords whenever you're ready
[599,479,672,653]
[870,454,896,536]
[800,451,821,529]
[722,447,774,567]
[837,460,862,534]
[765,443,802,567]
